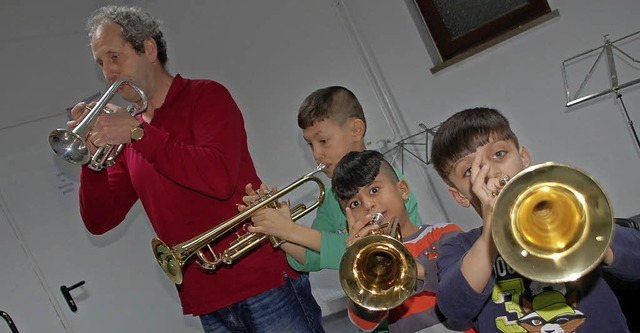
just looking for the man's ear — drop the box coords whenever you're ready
[397,179,410,201]
[519,146,531,168]
[144,37,158,63]
[448,186,471,208]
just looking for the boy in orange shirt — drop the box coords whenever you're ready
[334,150,475,333]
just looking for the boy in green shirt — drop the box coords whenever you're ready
[242,86,421,271]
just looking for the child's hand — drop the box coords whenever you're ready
[345,208,379,247]
[416,262,425,281]
[246,201,294,239]
[602,246,615,265]
[470,156,508,231]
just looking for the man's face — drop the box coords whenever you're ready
[90,22,151,103]
[341,173,410,228]
[302,118,360,178]
[446,139,531,211]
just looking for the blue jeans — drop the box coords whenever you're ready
[199,273,324,333]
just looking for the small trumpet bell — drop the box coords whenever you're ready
[49,130,91,165]
[152,239,184,284]
[339,214,417,311]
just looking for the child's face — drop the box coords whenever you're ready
[340,173,410,229]
[446,138,531,211]
[302,118,364,178]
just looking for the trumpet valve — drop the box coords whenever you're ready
[268,235,286,248]
[195,245,222,270]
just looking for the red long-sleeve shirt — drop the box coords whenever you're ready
[79,75,298,315]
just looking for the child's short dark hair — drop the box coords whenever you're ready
[431,107,519,183]
[297,86,366,133]
[332,150,398,201]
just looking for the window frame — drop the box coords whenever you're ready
[414,0,553,62]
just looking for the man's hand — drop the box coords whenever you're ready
[87,103,140,146]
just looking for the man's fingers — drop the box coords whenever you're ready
[245,183,255,195]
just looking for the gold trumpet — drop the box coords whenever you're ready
[49,80,148,171]
[492,162,614,283]
[339,213,418,311]
[152,164,326,284]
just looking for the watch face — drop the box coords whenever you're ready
[131,126,144,141]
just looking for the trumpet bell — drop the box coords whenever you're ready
[339,234,417,311]
[151,238,183,285]
[49,129,90,165]
[492,162,614,283]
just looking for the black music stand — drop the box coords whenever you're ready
[562,31,640,152]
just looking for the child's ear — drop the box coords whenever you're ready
[397,179,410,201]
[519,146,531,168]
[448,187,471,208]
[350,118,366,140]
[338,201,347,214]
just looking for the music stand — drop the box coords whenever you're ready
[561,30,640,151]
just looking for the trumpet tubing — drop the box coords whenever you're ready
[492,162,614,283]
[152,164,326,285]
[49,80,148,171]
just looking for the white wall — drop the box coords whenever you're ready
[362,0,640,228]
[0,0,638,331]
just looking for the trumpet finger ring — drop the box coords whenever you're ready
[499,175,510,186]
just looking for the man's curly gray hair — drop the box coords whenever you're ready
[87,5,168,67]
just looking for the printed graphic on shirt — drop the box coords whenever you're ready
[422,243,439,259]
[517,290,585,333]
[491,256,587,333]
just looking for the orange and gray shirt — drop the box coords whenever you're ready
[347,223,476,333]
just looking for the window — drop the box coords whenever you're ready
[412,0,558,73]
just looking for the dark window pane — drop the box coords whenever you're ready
[415,0,553,61]
[433,0,529,38]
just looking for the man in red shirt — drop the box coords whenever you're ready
[69,5,323,332]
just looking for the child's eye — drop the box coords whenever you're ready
[493,150,506,160]
[369,187,380,195]
[319,139,328,144]
[348,200,360,209]
[463,168,472,177]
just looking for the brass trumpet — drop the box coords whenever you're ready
[339,213,417,311]
[152,164,326,284]
[492,162,614,283]
[49,80,148,171]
